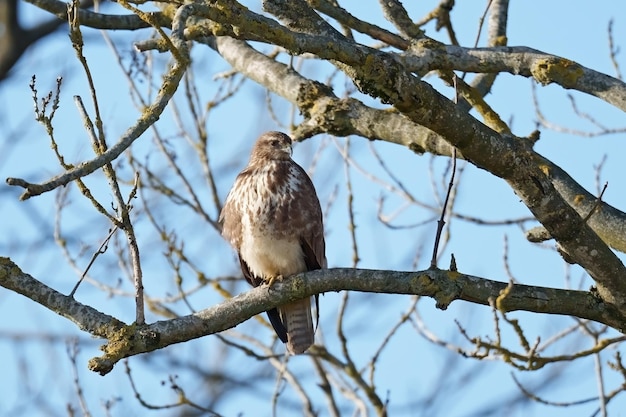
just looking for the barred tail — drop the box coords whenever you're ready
[279,297,314,354]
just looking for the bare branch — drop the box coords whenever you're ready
[0,257,125,338]
[23,0,169,30]
[6,3,191,200]
[2,256,624,375]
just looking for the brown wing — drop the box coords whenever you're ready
[292,163,326,332]
[219,168,253,251]
[293,163,327,271]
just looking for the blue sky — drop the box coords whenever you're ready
[1,1,626,416]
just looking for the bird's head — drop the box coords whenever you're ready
[250,131,293,162]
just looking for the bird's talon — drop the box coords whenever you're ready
[266,275,283,288]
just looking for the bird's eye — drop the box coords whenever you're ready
[271,140,280,147]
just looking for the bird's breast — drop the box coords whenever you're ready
[239,229,306,279]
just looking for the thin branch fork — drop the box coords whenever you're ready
[5,1,193,201]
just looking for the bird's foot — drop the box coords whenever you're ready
[265,275,284,288]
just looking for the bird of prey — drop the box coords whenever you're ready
[219,131,326,354]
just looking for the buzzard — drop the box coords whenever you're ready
[219,131,326,354]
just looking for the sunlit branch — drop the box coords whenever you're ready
[2,256,624,375]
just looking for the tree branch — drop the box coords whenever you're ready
[145,1,626,112]
[0,257,125,337]
[24,0,626,126]
[1,257,623,376]
[403,43,626,112]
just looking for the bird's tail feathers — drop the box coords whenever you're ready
[280,297,314,354]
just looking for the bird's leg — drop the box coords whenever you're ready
[265,274,284,288]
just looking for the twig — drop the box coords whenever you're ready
[123,360,223,415]
[607,19,623,80]
[69,225,119,297]
[511,373,599,406]
[582,182,608,224]
[67,339,93,417]
[429,148,457,269]
[68,5,146,324]
[125,173,144,324]
[311,357,341,417]
[594,351,608,417]
[343,137,360,267]
[472,0,494,49]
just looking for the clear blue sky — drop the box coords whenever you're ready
[1,2,626,416]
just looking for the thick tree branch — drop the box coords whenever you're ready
[165,1,626,112]
[527,156,626,254]
[1,257,624,376]
[377,0,424,39]
[0,257,125,337]
[403,42,626,112]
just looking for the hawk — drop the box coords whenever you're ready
[219,131,326,354]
